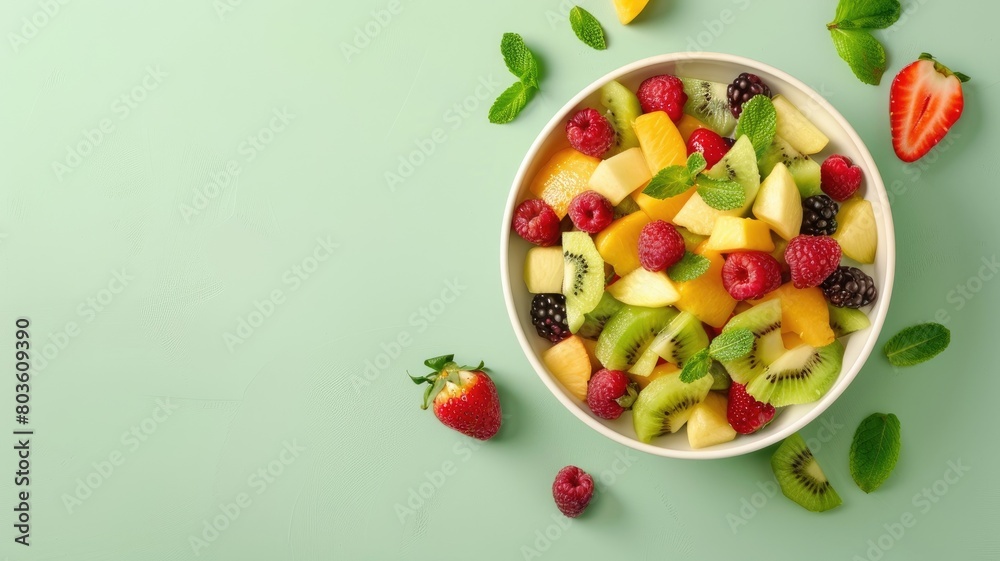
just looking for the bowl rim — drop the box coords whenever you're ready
[500,52,896,459]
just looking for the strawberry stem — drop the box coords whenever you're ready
[411,355,486,409]
[919,52,971,82]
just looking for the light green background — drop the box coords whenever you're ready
[1,0,998,559]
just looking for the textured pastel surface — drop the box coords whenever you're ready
[0,0,997,559]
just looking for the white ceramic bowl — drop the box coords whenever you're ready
[500,53,895,459]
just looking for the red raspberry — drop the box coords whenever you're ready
[727,383,775,434]
[785,235,842,288]
[586,369,637,420]
[567,191,614,233]
[686,128,732,169]
[638,220,685,271]
[552,466,594,518]
[566,108,615,158]
[512,199,561,247]
[721,251,783,300]
[821,154,863,201]
[636,74,688,122]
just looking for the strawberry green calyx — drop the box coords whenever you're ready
[408,354,486,410]
[615,382,639,410]
[918,53,971,82]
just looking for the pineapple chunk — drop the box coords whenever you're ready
[588,148,652,205]
[832,197,876,264]
[541,335,593,401]
[629,362,679,390]
[523,247,564,294]
[607,268,680,308]
[703,217,775,252]
[753,163,803,241]
[687,392,737,449]
[772,95,830,155]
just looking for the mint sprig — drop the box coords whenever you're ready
[849,413,901,493]
[734,96,776,158]
[679,348,711,383]
[643,153,745,211]
[491,33,541,124]
[826,0,900,85]
[709,328,754,362]
[667,251,710,282]
[883,323,950,366]
[569,6,606,51]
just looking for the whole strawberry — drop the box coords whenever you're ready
[409,355,502,440]
[727,382,775,434]
[586,369,638,420]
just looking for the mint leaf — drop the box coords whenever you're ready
[569,6,606,51]
[850,413,901,493]
[489,82,531,124]
[643,166,695,199]
[883,323,950,366]
[680,348,711,383]
[830,28,887,86]
[667,252,710,282]
[709,328,754,362]
[830,0,900,30]
[696,176,745,211]
[500,33,540,88]
[686,152,707,176]
[734,96,776,158]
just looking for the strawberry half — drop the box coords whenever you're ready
[409,354,502,440]
[890,53,970,163]
[727,382,775,434]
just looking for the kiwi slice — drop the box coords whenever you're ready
[612,196,642,220]
[577,292,625,340]
[746,341,844,407]
[630,312,708,376]
[680,78,737,136]
[771,433,842,512]
[758,136,822,198]
[595,305,677,371]
[709,361,732,391]
[632,370,713,442]
[718,300,785,384]
[563,232,606,333]
[675,226,708,253]
[599,80,642,156]
[828,304,871,338]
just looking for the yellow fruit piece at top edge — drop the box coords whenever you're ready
[629,362,679,390]
[676,114,709,143]
[752,283,835,348]
[594,209,652,276]
[541,335,593,401]
[703,217,776,252]
[632,111,695,222]
[613,0,650,24]
[529,148,601,218]
[674,246,738,328]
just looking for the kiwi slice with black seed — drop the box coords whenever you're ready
[680,78,737,136]
[828,304,871,338]
[718,300,785,384]
[595,305,677,371]
[563,232,605,333]
[771,433,842,512]
[599,80,642,156]
[632,369,713,442]
[577,292,625,340]
[630,311,708,376]
[758,136,822,198]
[746,340,844,407]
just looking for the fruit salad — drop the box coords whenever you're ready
[513,70,879,449]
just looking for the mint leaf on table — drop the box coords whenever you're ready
[830,28,887,86]
[500,32,540,88]
[489,82,531,124]
[696,177,745,211]
[667,251,710,282]
[830,0,900,30]
[709,328,754,362]
[643,165,695,199]
[686,152,707,176]
[883,323,950,366]
[679,349,711,383]
[850,413,901,493]
[569,6,606,51]
[734,95,776,158]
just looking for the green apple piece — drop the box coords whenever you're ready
[672,135,760,235]
[753,162,803,241]
[523,246,565,294]
[772,95,830,155]
[607,268,680,308]
[588,147,652,205]
[831,197,877,264]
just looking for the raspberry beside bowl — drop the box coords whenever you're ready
[500,53,895,459]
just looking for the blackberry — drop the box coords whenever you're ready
[727,73,772,118]
[530,293,571,343]
[821,266,877,308]
[801,195,839,236]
